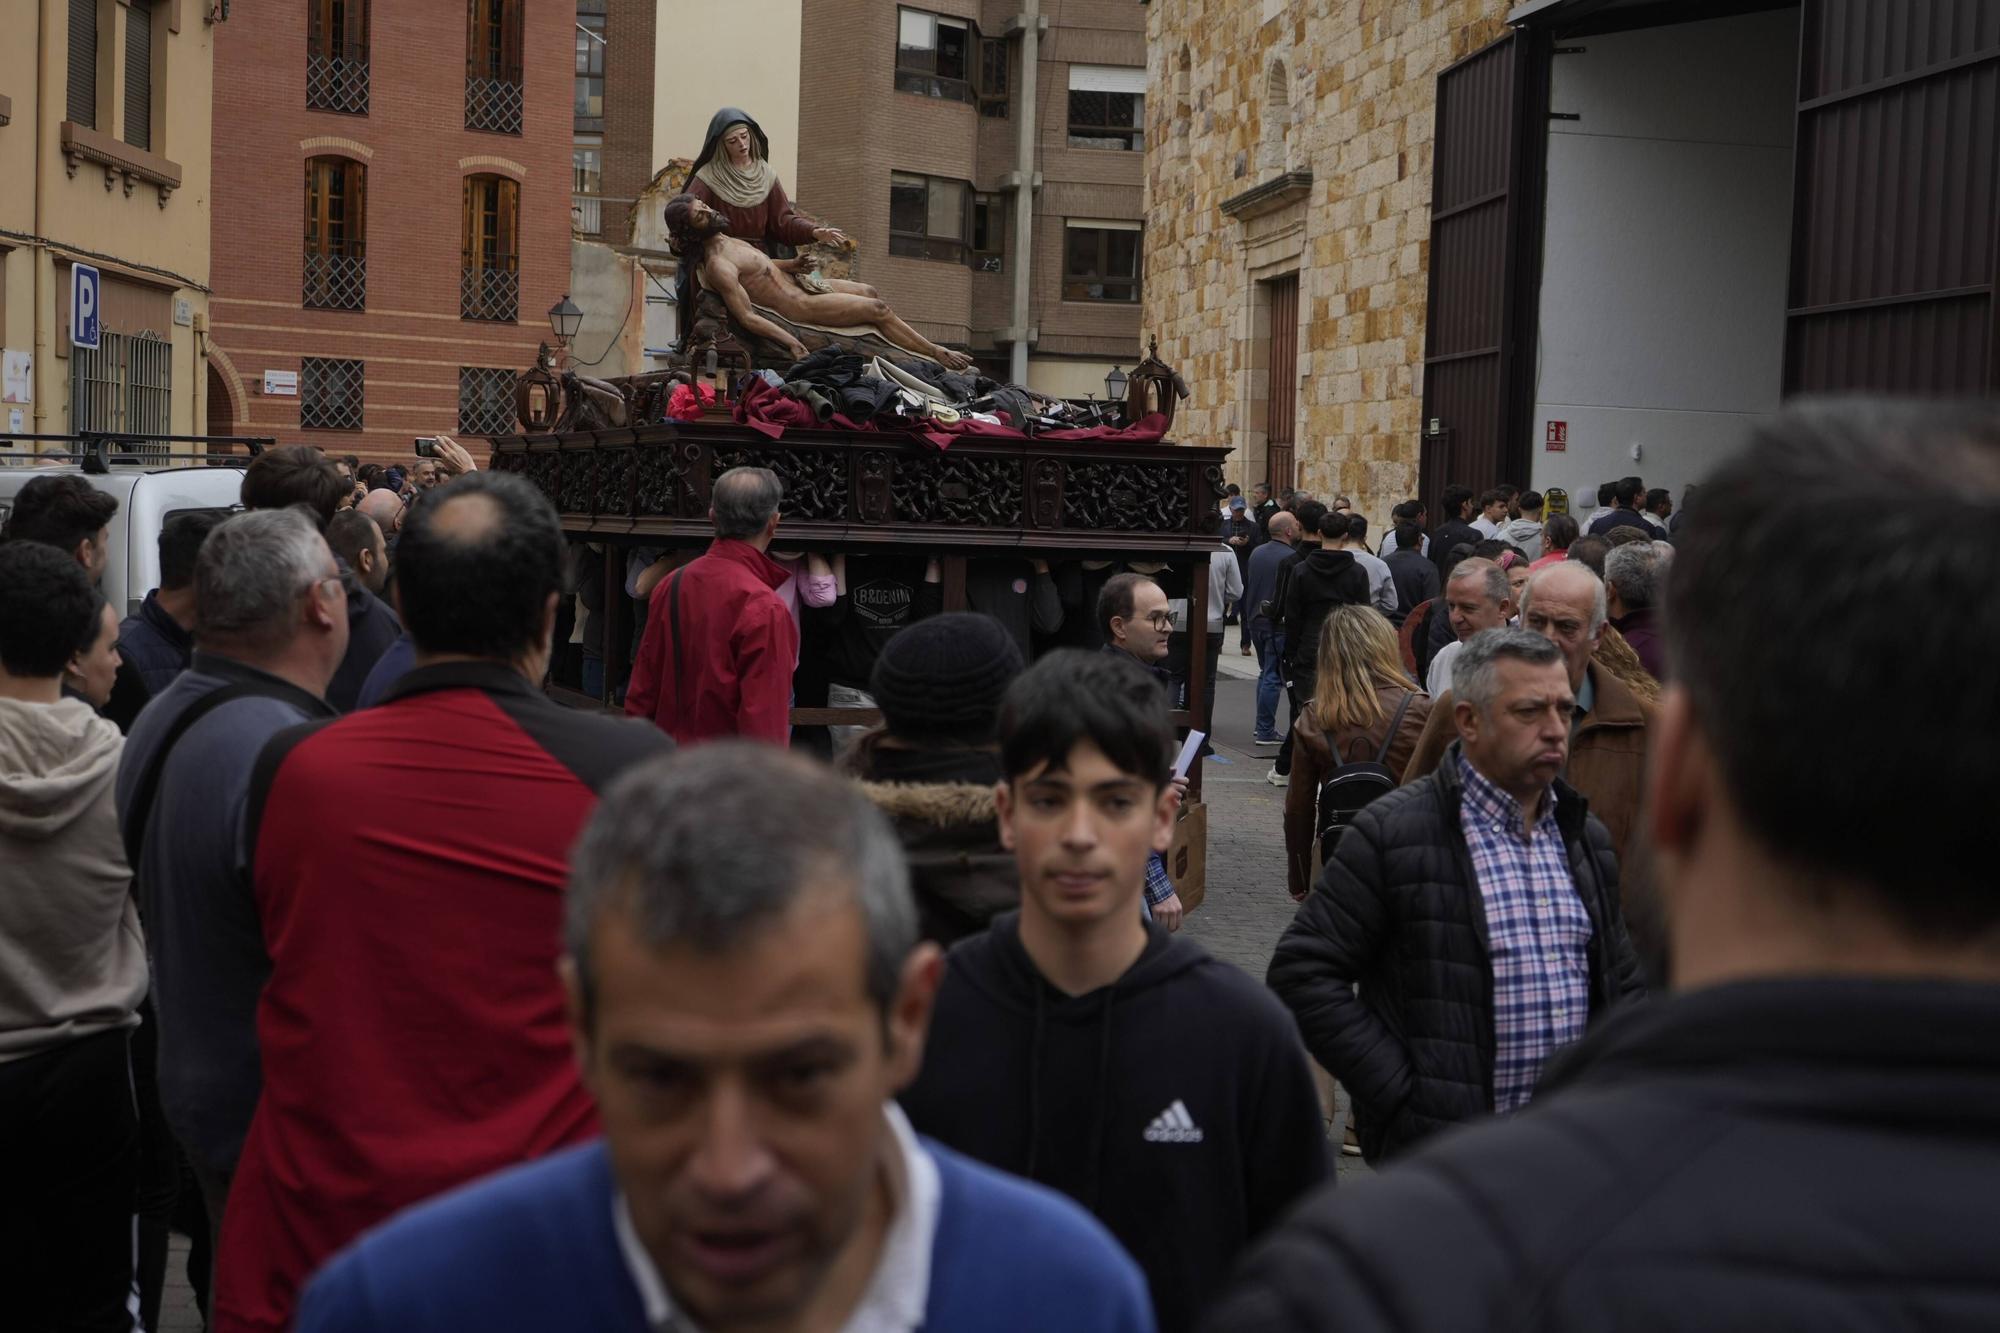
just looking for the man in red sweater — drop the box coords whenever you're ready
[214,474,669,1331]
[626,466,798,744]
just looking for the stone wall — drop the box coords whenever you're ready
[1144,0,1513,527]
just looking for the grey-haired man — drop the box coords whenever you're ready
[1268,628,1644,1164]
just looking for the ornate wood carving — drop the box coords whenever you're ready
[856,451,894,525]
[1028,458,1064,529]
[892,454,1023,527]
[1062,461,1192,533]
[494,421,1231,556]
[710,446,850,523]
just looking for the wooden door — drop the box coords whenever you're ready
[1264,273,1298,493]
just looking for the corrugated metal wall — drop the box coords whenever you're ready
[1786,0,2000,394]
[1421,35,1529,509]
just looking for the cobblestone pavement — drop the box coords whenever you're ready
[155,632,1350,1325]
[1189,624,1366,1183]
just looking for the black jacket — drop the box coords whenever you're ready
[1205,978,2000,1332]
[902,913,1330,1333]
[327,572,402,713]
[1430,518,1483,576]
[1267,745,1644,1163]
[1280,546,1370,675]
[1384,547,1439,626]
[117,590,194,697]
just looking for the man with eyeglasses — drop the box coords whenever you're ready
[115,509,352,1271]
[1096,572,1186,931]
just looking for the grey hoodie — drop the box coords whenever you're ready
[1499,516,1546,561]
[0,696,146,1061]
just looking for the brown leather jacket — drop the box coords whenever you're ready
[1401,661,1654,869]
[1285,685,1433,900]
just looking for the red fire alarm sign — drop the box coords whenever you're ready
[1545,420,1568,451]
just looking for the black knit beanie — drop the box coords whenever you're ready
[870,612,1024,740]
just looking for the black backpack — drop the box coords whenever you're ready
[1315,691,1417,866]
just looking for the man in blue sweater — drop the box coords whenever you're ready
[297,743,1152,1333]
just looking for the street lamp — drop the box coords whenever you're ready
[547,294,584,348]
[1104,365,1128,403]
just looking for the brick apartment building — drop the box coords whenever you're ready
[206,0,575,461]
[797,1,1147,397]
[569,0,654,250]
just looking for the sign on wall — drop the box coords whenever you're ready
[263,370,299,397]
[1,351,30,404]
[71,264,101,352]
[1545,419,1568,452]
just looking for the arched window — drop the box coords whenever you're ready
[461,173,520,321]
[304,156,367,310]
[465,0,524,133]
[1260,59,1291,172]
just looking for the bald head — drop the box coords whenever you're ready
[1518,561,1606,689]
[357,487,405,533]
[1268,512,1301,543]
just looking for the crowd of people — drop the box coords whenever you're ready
[1,398,1996,1331]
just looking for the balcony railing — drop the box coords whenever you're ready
[465,76,524,134]
[461,259,520,322]
[306,51,370,114]
[303,251,367,311]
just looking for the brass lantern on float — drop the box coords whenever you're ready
[1125,336,1190,433]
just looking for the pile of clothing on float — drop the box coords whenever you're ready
[662,348,1168,446]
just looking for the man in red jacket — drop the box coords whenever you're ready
[626,466,798,744]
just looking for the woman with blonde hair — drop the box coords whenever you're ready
[1284,604,1432,903]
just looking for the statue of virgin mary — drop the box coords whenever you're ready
[685,107,848,255]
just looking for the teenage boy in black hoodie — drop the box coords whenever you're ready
[901,649,1329,1333]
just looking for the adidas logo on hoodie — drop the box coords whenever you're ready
[1143,1099,1205,1145]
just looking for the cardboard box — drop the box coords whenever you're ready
[1167,800,1208,915]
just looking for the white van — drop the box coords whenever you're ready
[0,444,256,616]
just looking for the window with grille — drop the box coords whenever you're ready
[124,3,152,150]
[1063,223,1142,303]
[304,157,367,310]
[461,174,520,320]
[459,367,518,437]
[466,0,524,134]
[68,0,98,128]
[70,331,172,440]
[574,8,605,132]
[889,172,968,263]
[300,358,365,431]
[1068,67,1146,152]
[307,0,371,115]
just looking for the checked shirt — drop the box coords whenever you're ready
[1456,754,1594,1113]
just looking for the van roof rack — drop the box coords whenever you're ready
[0,433,273,473]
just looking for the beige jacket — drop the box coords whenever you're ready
[0,697,146,1061]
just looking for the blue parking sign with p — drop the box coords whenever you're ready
[72,264,101,352]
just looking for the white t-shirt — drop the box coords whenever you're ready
[1427,639,1463,699]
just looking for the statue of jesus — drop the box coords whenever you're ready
[666,195,974,371]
